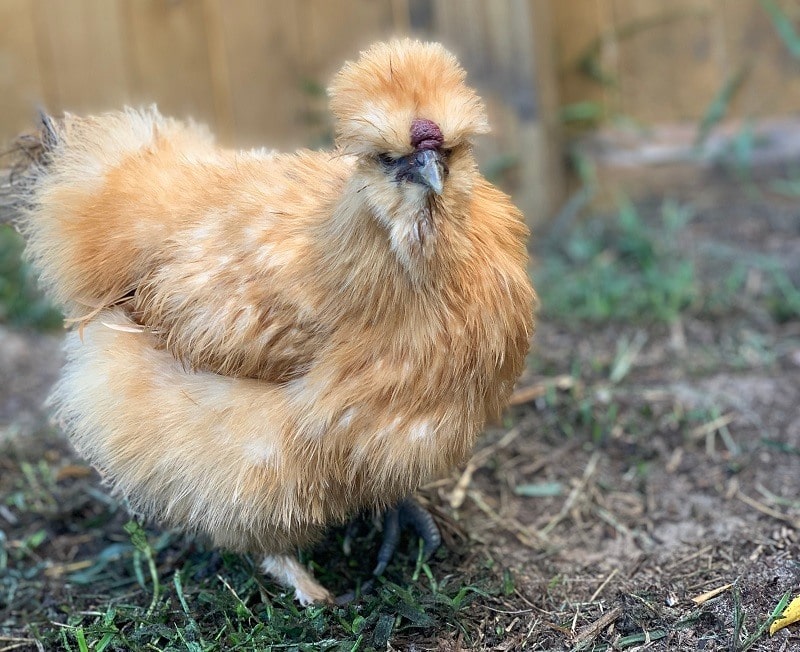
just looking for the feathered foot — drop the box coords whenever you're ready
[373,497,442,576]
[261,554,333,606]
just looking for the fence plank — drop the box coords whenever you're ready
[297,0,396,75]
[0,0,45,143]
[522,0,564,225]
[551,0,617,119]
[294,0,397,148]
[211,0,304,148]
[721,0,800,118]
[121,0,216,128]
[428,0,563,225]
[612,0,721,122]
[30,0,129,114]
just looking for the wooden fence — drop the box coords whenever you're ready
[1,0,799,221]
[553,0,800,124]
[0,0,561,222]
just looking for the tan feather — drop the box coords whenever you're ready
[10,39,535,602]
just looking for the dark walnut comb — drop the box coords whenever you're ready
[410,118,444,151]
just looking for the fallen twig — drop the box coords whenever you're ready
[572,605,623,648]
[691,583,733,605]
[589,568,619,603]
[540,452,600,537]
[509,375,575,406]
[737,491,800,529]
[449,425,523,509]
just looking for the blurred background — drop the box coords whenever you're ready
[1,0,797,222]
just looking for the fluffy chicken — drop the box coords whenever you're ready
[4,39,534,604]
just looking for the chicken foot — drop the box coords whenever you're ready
[373,497,442,576]
[263,499,440,606]
[261,554,333,606]
[334,497,442,605]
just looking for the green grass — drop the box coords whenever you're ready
[7,531,494,652]
[692,243,800,324]
[0,225,62,329]
[0,433,500,651]
[731,587,792,652]
[534,193,800,326]
[5,528,495,651]
[46,551,478,652]
[761,0,800,60]
[535,198,697,324]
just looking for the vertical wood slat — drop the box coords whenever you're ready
[121,0,217,129]
[0,0,45,144]
[294,0,397,148]
[721,0,800,118]
[297,0,396,75]
[30,0,129,114]
[430,0,563,226]
[522,0,564,226]
[550,0,618,119]
[612,0,721,122]
[431,0,513,168]
[200,0,235,144]
[211,0,304,149]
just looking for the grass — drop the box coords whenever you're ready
[761,0,800,60]
[535,198,698,324]
[534,191,800,327]
[731,587,792,652]
[0,225,62,330]
[0,431,503,651]
[46,557,474,651]
[691,241,800,324]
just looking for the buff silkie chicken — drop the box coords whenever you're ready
[3,39,535,604]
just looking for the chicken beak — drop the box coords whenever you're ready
[413,149,445,195]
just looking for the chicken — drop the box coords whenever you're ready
[3,39,535,604]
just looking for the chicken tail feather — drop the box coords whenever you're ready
[0,111,60,226]
[4,106,216,316]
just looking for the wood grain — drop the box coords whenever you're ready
[121,0,216,128]
[0,0,46,142]
[31,0,129,114]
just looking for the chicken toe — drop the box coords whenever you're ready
[373,498,442,577]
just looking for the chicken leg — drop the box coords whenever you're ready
[261,555,333,606]
[334,497,442,605]
[264,498,441,606]
[373,498,442,577]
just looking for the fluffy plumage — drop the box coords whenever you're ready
[5,39,535,603]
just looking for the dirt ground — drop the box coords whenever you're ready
[1,176,799,650]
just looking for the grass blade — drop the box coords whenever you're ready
[760,0,800,58]
[124,520,160,617]
[739,590,792,651]
[695,66,748,147]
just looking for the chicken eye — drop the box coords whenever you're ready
[377,153,396,167]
